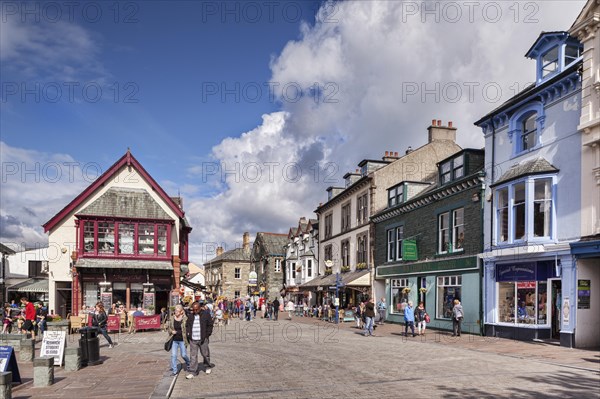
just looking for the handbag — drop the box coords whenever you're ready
[424,313,431,323]
[164,335,174,352]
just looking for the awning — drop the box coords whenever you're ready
[75,258,173,270]
[7,278,49,293]
[299,270,370,289]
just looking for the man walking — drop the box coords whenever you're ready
[20,297,36,339]
[186,301,214,379]
[376,297,387,325]
[363,298,375,336]
[404,301,416,337]
[272,298,280,321]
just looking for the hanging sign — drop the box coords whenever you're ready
[402,240,418,261]
[249,271,257,286]
[578,280,591,309]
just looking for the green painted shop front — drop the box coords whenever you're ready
[376,256,482,334]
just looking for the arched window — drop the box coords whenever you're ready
[521,113,537,152]
[508,102,544,156]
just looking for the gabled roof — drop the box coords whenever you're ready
[204,247,251,265]
[525,31,570,58]
[0,243,16,255]
[491,158,559,187]
[43,150,184,232]
[255,232,288,256]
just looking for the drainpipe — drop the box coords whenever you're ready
[479,172,486,336]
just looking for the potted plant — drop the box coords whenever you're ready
[147,305,156,314]
[324,268,333,276]
[356,263,367,270]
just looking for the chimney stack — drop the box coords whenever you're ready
[428,119,457,143]
[216,246,224,256]
[243,232,250,251]
[382,151,400,162]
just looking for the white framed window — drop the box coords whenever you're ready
[307,259,312,278]
[292,263,296,279]
[341,202,351,232]
[388,184,404,207]
[234,268,241,279]
[387,229,395,262]
[356,234,367,264]
[541,46,559,78]
[395,226,404,260]
[440,154,465,185]
[357,192,369,224]
[498,281,547,325]
[436,276,462,319]
[341,240,350,268]
[438,208,464,254]
[324,213,333,239]
[274,259,282,272]
[391,278,409,314]
[494,176,555,245]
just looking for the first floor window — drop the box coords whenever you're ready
[396,226,404,260]
[274,259,282,272]
[438,213,450,253]
[341,240,350,267]
[235,268,241,279]
[437,276,462,319]
[438,208,464,254]
[234,290,241,298]
[324,245,333,263]
[498,281,547,325]
[292,263,296,279]
[84,221,95,253]
[391,278,409,314]
[387,230,395,262]
[357,234,367,264]
[307,259,313,278]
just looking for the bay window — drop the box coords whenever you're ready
[80,219,171,257]
[493,176,555,245]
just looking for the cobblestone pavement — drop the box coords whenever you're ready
[170,317,600,399]
[11,330,174,399]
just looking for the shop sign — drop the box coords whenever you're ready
[496,263,536,282]
[249,271,257,286]
[134,315,161,330]
[107,315,120,332]
[516,281,536,289]
[101,292,112,310]
[0,346,21,383]
[578,280,591,309]
[40,331,66,366]
[402,240,418,261]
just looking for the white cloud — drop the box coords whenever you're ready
[184,0,585,262]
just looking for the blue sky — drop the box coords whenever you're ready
[0,1,585,262]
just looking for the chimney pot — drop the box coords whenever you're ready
[437,120,442,126]
[355,169,359,173]
[385,151,389,156]
[448,121,453,128]
[432,119,436,126]
[394,152,399,157]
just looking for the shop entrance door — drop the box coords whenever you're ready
[551,280,562,339]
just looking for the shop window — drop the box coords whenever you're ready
[81,220,170,257]
[494,176,555,245]
[130,283,143,308]
[112,282,127,306]
[391,278,409,314]
[436,275,462,319]
[498,281,547,325]
[83,282,99,309]
[234,268,241,279]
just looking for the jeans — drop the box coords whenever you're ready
[171,340,190,374]
[417,321,427,334]
[273,310,278,321]
[364,316,374,336]
[99,326,113,345]
[405,321,415,336]
[377,309,386,324]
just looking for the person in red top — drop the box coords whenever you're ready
[20,297,36,338]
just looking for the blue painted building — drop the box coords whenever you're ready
[475,31,587,347]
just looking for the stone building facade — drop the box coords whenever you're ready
[252,232,287,300]
[204,232,252,299]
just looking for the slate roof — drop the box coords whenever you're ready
[258,232,288,256]
[78,187,174,220]
[204,247,251,265]
[491,158,559,187]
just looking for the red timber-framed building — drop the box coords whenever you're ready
[43,150,191,317]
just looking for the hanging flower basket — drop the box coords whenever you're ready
[402,287,411,294]
[419,288,427,294]
[341,266,351,273]
[324,268,333,276]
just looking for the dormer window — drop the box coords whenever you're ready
[541,47,559,78]
[388,184,404,207]
[440,154,464,185]
[564,45,581,67]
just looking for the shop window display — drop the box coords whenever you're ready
[498,281,547,325]
[437,276,462,319]
[391,278,409,314]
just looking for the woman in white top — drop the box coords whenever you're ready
[286,300,295,320]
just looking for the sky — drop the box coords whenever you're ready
[0,0,586,263]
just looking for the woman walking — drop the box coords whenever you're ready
[167,304,190,376]
[415,301,427,335]
[452,298,463,337]
[93,302,114,348]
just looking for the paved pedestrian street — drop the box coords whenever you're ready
[170,317,600,399]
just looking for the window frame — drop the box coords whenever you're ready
[356,233,368,264]
[493,175,556,246]
[324,213,333,239]
[436,275,462,320]
[341,239,350,268]
[386,229,395,262]
[357,192,369,225]
[387,184,404,208]
[274,259,282,273]
[390,278,409,315]
[234,268,241,279]
[437,208,465,254]
[508,102,544,156]
[341,202,352,232]
[395,226,404,260]
[440,154,465,186]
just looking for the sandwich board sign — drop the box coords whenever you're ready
[40,331,67,366]
[0,346,21,383]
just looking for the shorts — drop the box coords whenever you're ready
[22,319,34,331]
